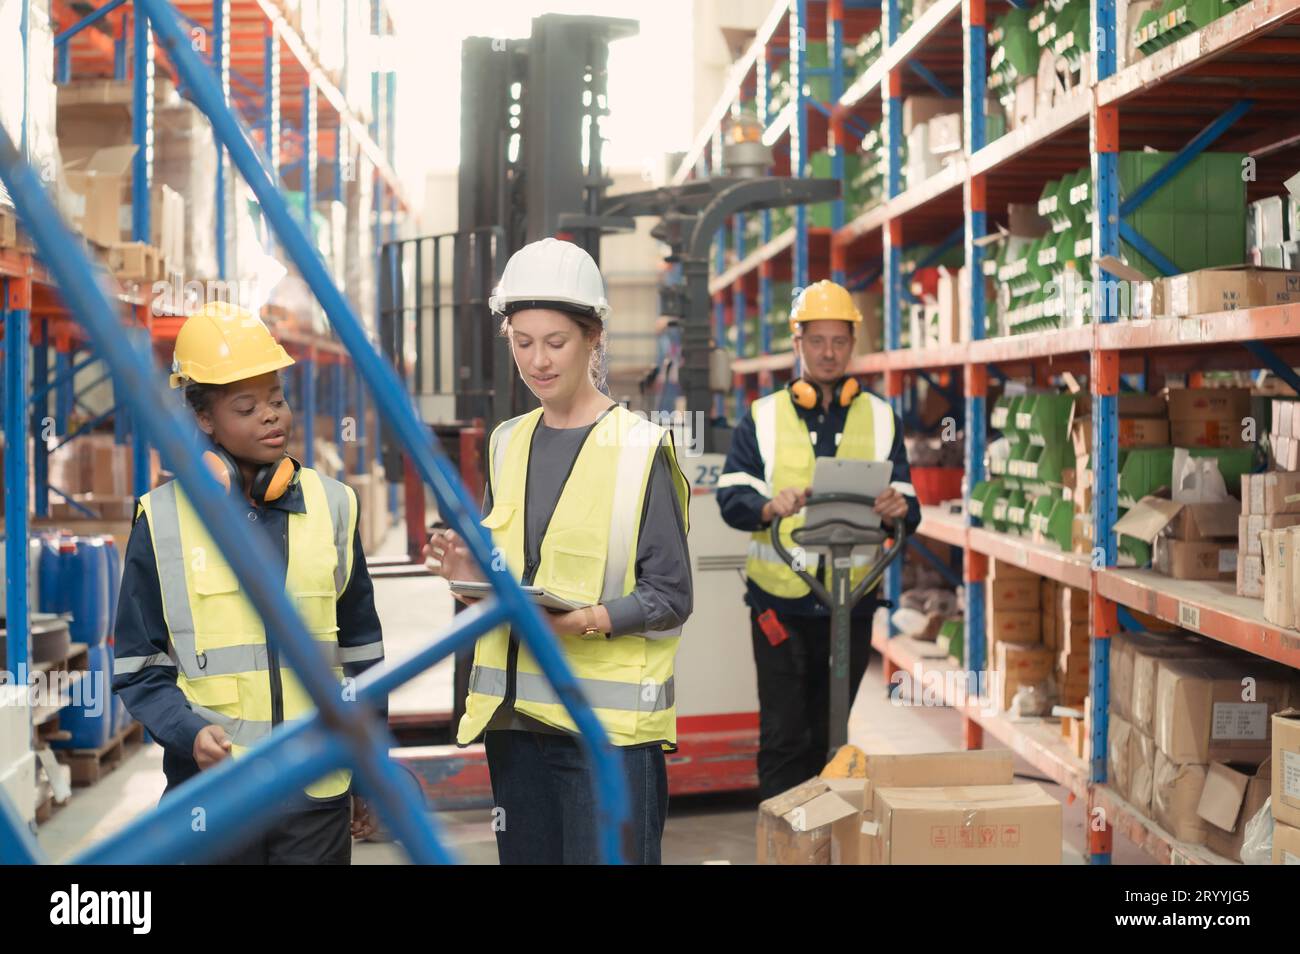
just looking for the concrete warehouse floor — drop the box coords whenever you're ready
[36,524,1156,865]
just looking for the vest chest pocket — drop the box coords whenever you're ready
[541,527,608,605]
[182,673,240,719]
[294,591,339,636]
[192,564,254,648]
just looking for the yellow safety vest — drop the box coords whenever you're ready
[456,405,691,748]
[139,467,360,800]
[739,388,896,599]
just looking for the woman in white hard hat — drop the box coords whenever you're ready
[426,238,693,865]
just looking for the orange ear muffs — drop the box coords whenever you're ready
[789,376,860,410]
[254,457,297,503]
[203,446,296,504]
[790,378,819,410]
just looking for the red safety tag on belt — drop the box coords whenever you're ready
[757,609,789,647]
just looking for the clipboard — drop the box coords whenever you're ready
[804,458,892,534]
[448,580,590,612]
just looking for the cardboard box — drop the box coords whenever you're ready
[902,95,961,136]
[1130,728,1156,815]
[990,577,1040,611]
[989,558,1039,581]
[832,751,1015,865]
[1130,634,1227,736]
[1274,821,1300,864]
[1197,760,1271,862]
[1166,387,1253,423]
[1041,579,1060,651]
[1108,715,1133,800]
[988,608,1041,647]
[1272,709,1300,829]
[927,112,963,155]
[995,643,1054,711]
[1241,513,1300,556]
[1252,472,1300,515]
[1163,267,1300,318]
[1263,528,1294,628]
[1170,418,1248,449]
[1154,537,1237,581]
[62,145,137,247]
[871,784,1061,864]
[756,777,836,864]
[1113,497,1238,545]
[1119,417,1171,448]
[1155,659,1290,765]
[1237,552,1264,599]
[1153,753,1208,844]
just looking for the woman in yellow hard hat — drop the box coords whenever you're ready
[426,238,693,865]
[111,301,387,864]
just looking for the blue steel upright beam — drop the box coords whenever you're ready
[1088,0,1120,863]
[31,319,49,518]
[4,281,31,682]
[964,0,988,677]
[333,360,346,478]
[733,213,747,412]
[114,16,127,79]
[133,0,630,863]
[829,0,845,285]
[132,11,153,243]
[263,23,280,172]
[214,0,230,277]
[881,0,904,635]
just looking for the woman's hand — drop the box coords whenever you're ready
[425,529,484,603]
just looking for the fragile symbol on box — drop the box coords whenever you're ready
[957,827,976,849]
[979,825,996,847]
[930,826,951,849]
[1001,824,1021,847]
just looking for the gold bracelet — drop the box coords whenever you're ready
[580,606,604,640]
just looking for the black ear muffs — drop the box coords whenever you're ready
[789,375,860,410]
[203,445,297,504]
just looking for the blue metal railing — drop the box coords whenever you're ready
[0,0,630,865]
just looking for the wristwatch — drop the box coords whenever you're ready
[579,606,606,640]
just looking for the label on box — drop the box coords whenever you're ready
[1177,319,1202,342]
[1210,702,1268,740]
[1178,603,1200,629]
[1287,750,1300,800]
[1218,550,1237,573]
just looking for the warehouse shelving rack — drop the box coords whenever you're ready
[1,0,634,865]
[682,0,1300,863]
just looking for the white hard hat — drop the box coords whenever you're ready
[488,237,611,321]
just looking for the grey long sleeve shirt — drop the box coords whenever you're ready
[480,408,692,637]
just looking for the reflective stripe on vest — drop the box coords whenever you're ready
[744,389,892,600]
[468,665,675,713]
[457,406,691,747]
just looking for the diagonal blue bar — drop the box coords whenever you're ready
[907,61,954,98]
[1119,99,1252,217]
[1118,221,1180,277]
[54,0,129,45]
[1242,341,1300,396]
[138,0,630,864]
[906,537,963,587]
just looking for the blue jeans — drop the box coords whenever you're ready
[483,729,668,865]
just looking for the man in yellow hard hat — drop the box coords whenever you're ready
[112,301,387,864]
[716,280,920,798]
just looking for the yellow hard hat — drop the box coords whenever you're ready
[790,280,862,330]
[168,301,295,389]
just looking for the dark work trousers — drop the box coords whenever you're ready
[210,799,352,865]
[484,729,668,865]
[750,607,873,800]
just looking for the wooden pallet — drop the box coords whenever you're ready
[108,241,166,284]
[54,721,145,788]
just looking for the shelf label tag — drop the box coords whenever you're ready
[1178,602,1200,629]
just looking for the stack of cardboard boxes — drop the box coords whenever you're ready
[1107,631,1299,856]
[757,749,1063,865]
[1055,584,1091,708]
[1270,710,1300,864]
[1239,471,1300,600]
[987,560,1053,711]
[1167,387,1250,451]
[1269,398,1300,471]
[46,433,161,520]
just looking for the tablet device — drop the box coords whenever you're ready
[803,458,893,541]
[448,580,590,612]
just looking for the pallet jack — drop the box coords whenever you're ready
[770,493,907,755]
